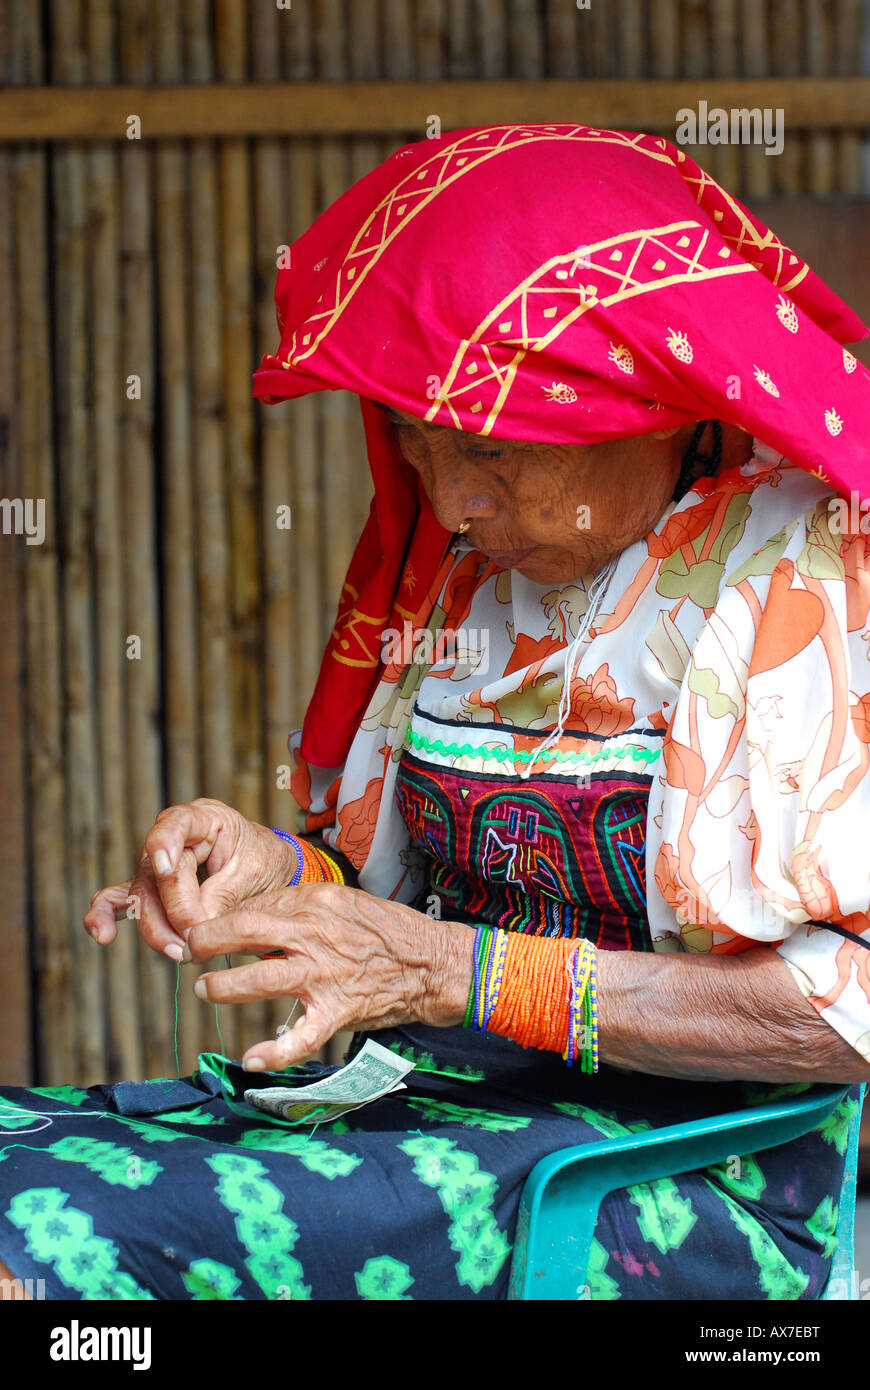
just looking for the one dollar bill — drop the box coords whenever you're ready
[243,1039,415,1126]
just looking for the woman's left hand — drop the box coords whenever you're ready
[182,882,474,1070]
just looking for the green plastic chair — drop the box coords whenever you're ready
[508,1081,865,1300]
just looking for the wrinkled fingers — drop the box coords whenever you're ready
[126,857,193,960]
[192,955,309,1006]
[241,1007,336,1072]
[182,905,301,963]
[83,883,136,945]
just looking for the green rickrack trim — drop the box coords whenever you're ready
[406,728,661,769]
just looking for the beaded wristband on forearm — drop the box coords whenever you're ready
[261,829,346,961]
[464,926,598,1072]
[270,827,345,886]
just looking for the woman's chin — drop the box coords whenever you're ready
[510,551,611,585]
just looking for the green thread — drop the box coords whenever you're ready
[196,1052,274,1126]
[173,963,182,1080]
[172,956,227,1078]
[110,1117,195,1144]
[405,728,660,768]
[0,1141,65,1165]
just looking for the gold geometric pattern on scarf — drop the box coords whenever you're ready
[678,160,809,294]
[331,607,391,668]
[283,127,678,371]
[281,126,808,379]
[425,219,753,434]
[329,583,390,669]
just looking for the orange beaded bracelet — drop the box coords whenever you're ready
[295,839,345,885]
[269,828,345,886]
[466,926,599,1070]
[259,830,346,961]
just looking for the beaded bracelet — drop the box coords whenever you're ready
[465,926,508,1031]
[464,926,598,1072]
[262,829,346,961]
[565,942,599,1073]
[270,827,345,886]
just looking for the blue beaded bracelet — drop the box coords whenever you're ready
[270,827,304,887]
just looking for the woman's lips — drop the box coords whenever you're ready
[484,546,536,567]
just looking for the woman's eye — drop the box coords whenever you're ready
[468,448,503,459]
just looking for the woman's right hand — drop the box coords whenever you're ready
[83,798,301,961]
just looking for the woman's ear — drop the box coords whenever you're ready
[389,416,430,471]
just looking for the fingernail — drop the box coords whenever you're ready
[193,978,208,999]
[164,943,184,962]
[243,1056,266,1072]
[154,849,172,876]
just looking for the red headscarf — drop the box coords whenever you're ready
[252,123,870,770]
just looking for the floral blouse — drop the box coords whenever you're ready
[295,439,870,1063]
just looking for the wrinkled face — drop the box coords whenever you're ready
[377,403,699,585]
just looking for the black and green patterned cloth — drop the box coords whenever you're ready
[0,1022,856,1300]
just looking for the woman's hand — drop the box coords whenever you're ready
[83,799,301,962]
[182,882,475,1069]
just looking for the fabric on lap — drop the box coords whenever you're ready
[0,1033,852,1300]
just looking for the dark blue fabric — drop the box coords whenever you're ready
[107,1076,222,1116]
[0,1023,856,1301]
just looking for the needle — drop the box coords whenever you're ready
[276,999,300,1038]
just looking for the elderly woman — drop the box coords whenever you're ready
[1,123,869,1302]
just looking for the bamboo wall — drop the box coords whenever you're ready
[1,0,870,1088]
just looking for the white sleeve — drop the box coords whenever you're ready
[646,493,870,1060]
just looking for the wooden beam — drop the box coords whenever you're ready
[1,78,870,141]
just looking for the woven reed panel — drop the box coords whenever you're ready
[1,0,869,1086]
